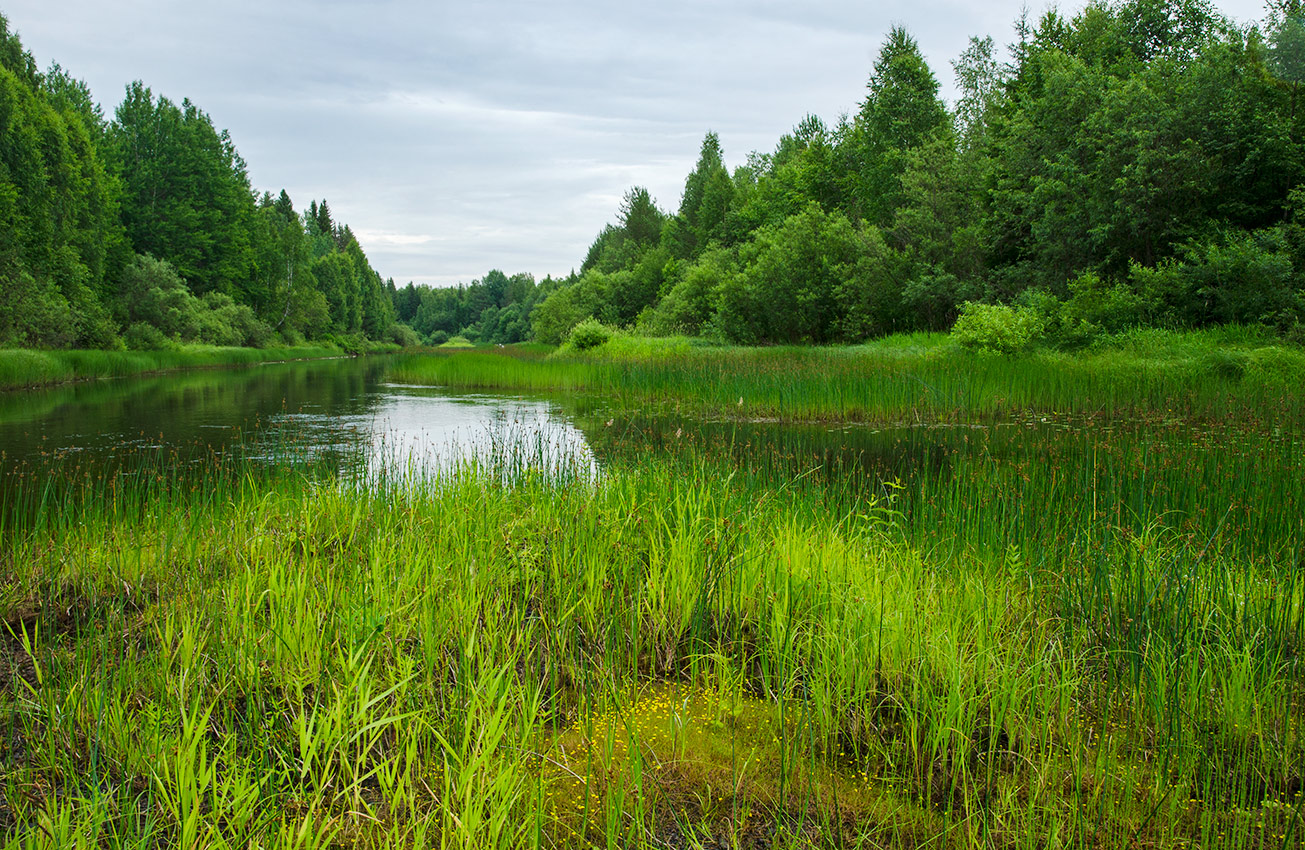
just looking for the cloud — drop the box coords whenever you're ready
[3,0,1272,286]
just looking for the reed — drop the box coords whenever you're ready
[391,330,1305,430]
[0,345,358,391]
[1,394,1300,848]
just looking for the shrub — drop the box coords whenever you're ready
[195,292,274,347]
[123,322,172,350]
[390,323,421,347]
[278,327,306,346]
[566,317,612,351]
[531,271,610,344]
[116,255,201,340]
[427,330,450,346]
[1061,272,1143,336]
[950,302,1043,354]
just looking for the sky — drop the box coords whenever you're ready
[2,0,1274,287]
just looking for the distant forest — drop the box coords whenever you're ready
[5,1,1305,352]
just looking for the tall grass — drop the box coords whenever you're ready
[0,345,355,391]
[2,414,1300,848]
[391,330,1305,429]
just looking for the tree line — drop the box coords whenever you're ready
[8,1,1305,353]
[529,0,1305,349]
[1,13,400,350]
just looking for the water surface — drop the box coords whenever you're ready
[1,355,1298,558]
[0,357,596,483]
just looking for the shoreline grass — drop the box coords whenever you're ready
[1,414,1300,848]
[391,329,1305,430]
[0,343,399,392]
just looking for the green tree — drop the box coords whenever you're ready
[847,27,951,227]
[1269,0,1305,130]
[111,81,258,298]
[619,187,666,248]
[891,134,988,328]
[952,36,1005,150]
[0,16,122,347]
[671,132,735,256]
[715,204,895,343]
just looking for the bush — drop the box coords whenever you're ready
[531,271,610,344]
[195,293,274,347]
[123,322,172,350]
[329,333,369,354]
[278,327,306,346]
[950,302,1044,354]
[644,248,733,337]
[427,330,450,346]
[1132,230,1304,328]
[1061,272,1143,337]
[565,317,612,351]
[117,255,201,340]
[390,323,421,347]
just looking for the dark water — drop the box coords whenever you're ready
[0,355,1269,489]
[0,357,1023,487]
[0,357,596,484]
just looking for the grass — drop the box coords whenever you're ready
[0,345,366,391]
[390,329,1305,429]
[0,335,1302,848]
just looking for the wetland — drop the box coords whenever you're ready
[1,340,1302,849]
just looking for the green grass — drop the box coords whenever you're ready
[390,329,1305,430]
[0,345,362,391]
[1,389,1301,848]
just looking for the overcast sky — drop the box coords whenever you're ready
[3,1,1272,287]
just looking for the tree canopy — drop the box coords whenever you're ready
[531,1,1305,347]
[0,12,397,350]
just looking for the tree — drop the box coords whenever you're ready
[672,132,735,256]
[891,134,988,328]
[847,27,951,226]
[952,36,1005,150]
[714,204,895,344]
[111,82,258,298]
[252,189,310,326]
[0,17,121,347]
[1269,0,1305,129]
[618,187,665,248]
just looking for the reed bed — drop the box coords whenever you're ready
[391,331,1305,430]
[1,399,1301,848]
[0,346,353,391]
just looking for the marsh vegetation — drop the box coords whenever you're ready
[0,338,1301,848]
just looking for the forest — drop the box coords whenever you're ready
[0,13,402,351]
[5,1,1305,354]
[522,0,1305,351]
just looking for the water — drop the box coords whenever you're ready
[1,355,1299,559]
[0,357,597,484]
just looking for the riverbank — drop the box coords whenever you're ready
[2,432,1300,849]
[391,327,1305,428]
[0,342,400,391]
[2,330,1301,848]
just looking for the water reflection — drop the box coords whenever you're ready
[255,385,598,481]
[0,358,597,488]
